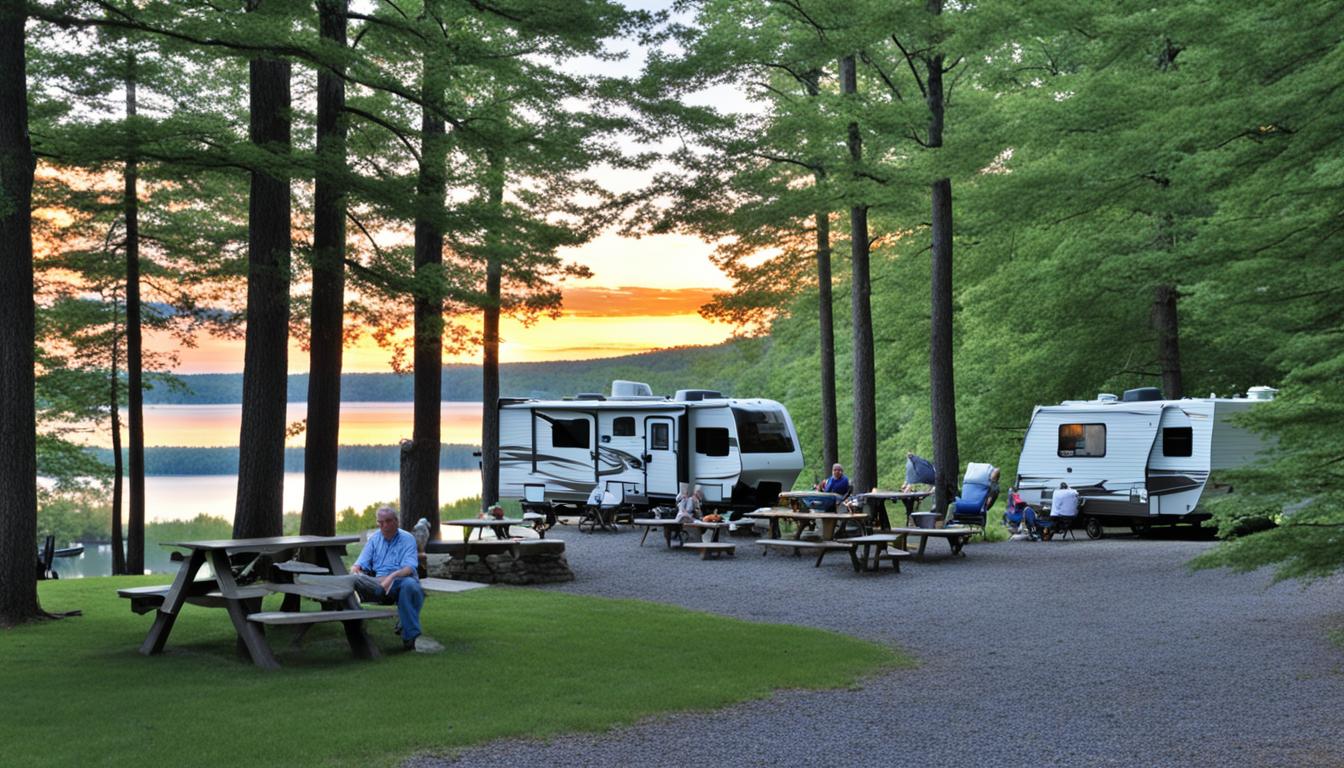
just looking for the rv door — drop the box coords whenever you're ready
[644,416,677,498]
[534,411,597,495]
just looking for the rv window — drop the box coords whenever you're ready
[731,407,795,453]
[1163,426,1193,457]
[1058,423,1105,457]
[551,418,590,449]
[650,422,670,451]
[695,427,730,457]
[612,417,636,437]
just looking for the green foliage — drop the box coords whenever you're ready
[335,501,391,534]
[9,579,902,768]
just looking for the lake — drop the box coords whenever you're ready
[79,401,485,448]
[48,402,491,576]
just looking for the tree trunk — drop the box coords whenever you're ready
[480,153,504,513]
[841,54,877,494]
[124,58,146,573]
[405,63,445,533]
[233,32,291,539]
[300,0,348,538]
[0,0,41,624]
[110,302,125,575]
[803,70,837,472]
[816,205,838,471]
[925,3,961,517]
[1152,284,1183,399]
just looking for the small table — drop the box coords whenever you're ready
[139,535,383,670]
[852,490,932,529]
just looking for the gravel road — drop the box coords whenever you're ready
[409,528,1344,767]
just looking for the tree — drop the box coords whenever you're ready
[299,0,348,537]
[0,0,41,624]
[233,0,292,539]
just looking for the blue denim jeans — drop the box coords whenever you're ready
[312,573,425,643]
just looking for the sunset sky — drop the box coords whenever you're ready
[156,231,738,373]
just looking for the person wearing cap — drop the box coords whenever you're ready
[816,463,851,497]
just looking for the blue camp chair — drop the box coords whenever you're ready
[947,463,999,533]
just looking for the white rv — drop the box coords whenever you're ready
[498,380,804,512]
[1015,386,1275,534]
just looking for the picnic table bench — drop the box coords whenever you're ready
[754,538,853,567]
[682,541,736,560]
[835,534,912,573]
[124,535,392,670]
[883,526,977,558]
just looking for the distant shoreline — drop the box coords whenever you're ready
[85,443,481,475]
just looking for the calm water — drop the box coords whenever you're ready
[78,401,484,448]
[50,402,490,576]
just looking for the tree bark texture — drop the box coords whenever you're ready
[124,59,146,573]
[803,70,837,471]
[815,205,838,471]
[1152,284,1183,399]
[300,0,348,537]
[110,308,126,575]
[0,0,41,624]
[480,154,505,513]
[233,48,291,539]
[841,54,877,494]
[406,68,445,533]
[926,33,961,516]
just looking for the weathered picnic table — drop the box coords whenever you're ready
[443,517,528,559]
[746,508,869,566]
[884,525,977,558]
[122,535,395,670]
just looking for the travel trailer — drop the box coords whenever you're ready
[1015,386,1275,535]
[498,380,804,513]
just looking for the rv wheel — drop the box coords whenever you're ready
[1085,517,1103,539]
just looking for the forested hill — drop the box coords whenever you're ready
[144,344,750,404]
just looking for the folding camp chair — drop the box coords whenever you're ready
[521,484,556,537]
[947,463,999,535]
[578,482,625,533]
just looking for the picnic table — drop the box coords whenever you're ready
[834,533,912,573]
[632,518,684,548]
[123,535,394,670]
[443,517,528,558]
[746,507,869,566]
[851,490,932,529]
[884,525,977,558]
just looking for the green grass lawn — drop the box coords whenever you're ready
[2,577,906,768]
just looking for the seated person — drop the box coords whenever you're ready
[674,486,703,524]
[811,463,851,511]
[901,452,936,493]
[350,506,431,652]
[1039,482,1080,539]
[1003,490,1040,539]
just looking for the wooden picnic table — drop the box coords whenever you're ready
[834,533,911,573]
[882,525,977,558]
[131,535,393,670]
[632,518,684,548]
[745,508,867,540]
[852,490,933,529]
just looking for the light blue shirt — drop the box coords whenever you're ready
[355,528,419,578]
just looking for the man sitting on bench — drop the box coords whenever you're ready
[350,506,434,652]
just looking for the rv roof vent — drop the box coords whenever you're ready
[674,389,723,402]
[1121,387,1164,402]
[610,380,653,398]
[1247,386,1278,401]
[1097,393,1118,403]
[574,393,606,401]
